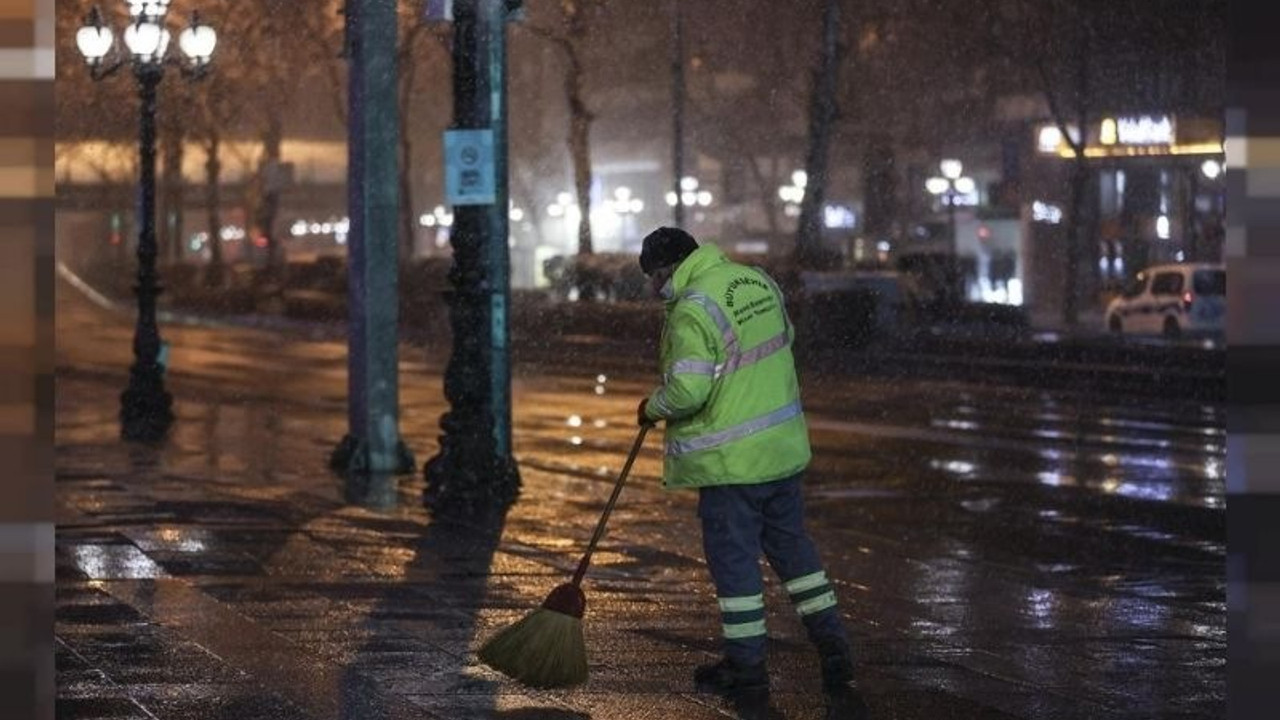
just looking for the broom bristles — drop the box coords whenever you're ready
[478,607,588,689]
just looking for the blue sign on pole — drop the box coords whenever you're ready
[444,129,496,206]
[423,0,453,22]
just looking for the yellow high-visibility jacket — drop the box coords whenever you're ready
[644,245,811,488]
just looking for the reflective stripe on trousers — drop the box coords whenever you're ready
[785,570,838,616]
[718,593,767,640]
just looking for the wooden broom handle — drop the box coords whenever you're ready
[571,422,651,586]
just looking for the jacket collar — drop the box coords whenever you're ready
[670,245,728,300]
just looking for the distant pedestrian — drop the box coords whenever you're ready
[636,227,854,693]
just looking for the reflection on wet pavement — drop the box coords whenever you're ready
[54,285,1224,719]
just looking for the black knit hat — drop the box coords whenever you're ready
[639,227,699,275]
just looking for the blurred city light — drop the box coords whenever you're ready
[1038,125,1063,153]
[1032,200,1063,224]
[823,204,856,229]
[1100,117,1118,145]
[1117,115,1173,145]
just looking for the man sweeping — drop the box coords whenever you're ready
[636,226,855,693]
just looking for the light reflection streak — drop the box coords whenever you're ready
[1031,429,1069,440]
[932,418,979,431]
[1204,458,1222,480]
[1115,483,1174,501]
[929,459,976,476]
[1037,471,1075,487]
[154,528,206,552]
[1026,587,1059,629]
[1110,596,1171,632]
[1098,416,1224,436]
[72,545,163,579]
[1089,454,1172,471]
[1031,428,1179,451]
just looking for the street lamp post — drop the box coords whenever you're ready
[671,0,685,228]
[778,170,807,217]
[926,159,976,250]
[75,2,217,442]
[425,0,521,518]
[1191,157,1224,262]
[664,176,712,215]
[607,186,644,246]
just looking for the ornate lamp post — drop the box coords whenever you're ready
[75,2,216,441]
[926,159,976,249]
[607,186,644,246]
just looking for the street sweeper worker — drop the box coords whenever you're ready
[635,226,855,693]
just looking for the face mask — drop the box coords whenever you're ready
[659,277,675,300]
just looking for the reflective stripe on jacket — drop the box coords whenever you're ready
[644,245,811,488]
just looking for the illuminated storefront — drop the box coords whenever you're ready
[1023,112,1224,318]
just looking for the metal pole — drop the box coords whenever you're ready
[1187,166,1199,261]
[487,0,514,466]
[425,0,520,518]
[331,0,414,475]
[671,0,685,228]
[120,64,174,442]
[947,189,958,249]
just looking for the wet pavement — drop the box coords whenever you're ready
[55,282,1225,719]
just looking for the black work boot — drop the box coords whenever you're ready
[693,656,769,693]
[817,639,854,689]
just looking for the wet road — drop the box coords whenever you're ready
[55,280,1225,719]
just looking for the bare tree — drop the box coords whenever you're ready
[158,87,189,265]
[837,0,1000,244]
[688,69,787,244]
[286,0,455,264]
[682,2,815,247]
[795,0,845,269]
[523,0,609,256]
[990,0,1098,328]
[234,0,330,272]
[394,10,453,263]
[55,1,134,142]
[183,0,263,286]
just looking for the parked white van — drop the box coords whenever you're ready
[1105,263,1225,338]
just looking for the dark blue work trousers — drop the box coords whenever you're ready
[697,473,849,666]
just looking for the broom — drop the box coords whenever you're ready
[478,422,652,689]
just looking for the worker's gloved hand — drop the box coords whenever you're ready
[637,398,654,427]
